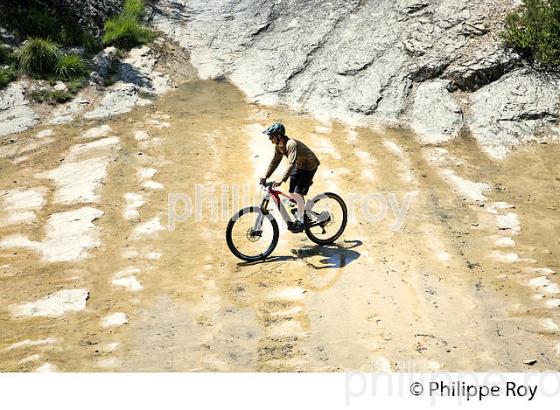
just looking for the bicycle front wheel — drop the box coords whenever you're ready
[226,206,279,262]
[304,192,347,245]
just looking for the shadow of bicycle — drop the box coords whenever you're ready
[294,239,362,269]
[237,239,362,270]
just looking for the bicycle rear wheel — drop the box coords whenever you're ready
[304,192,347,245]
[226,206,279,262]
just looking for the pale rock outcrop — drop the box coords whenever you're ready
[469,69,560,159]
[153,0,559,158]
[119,46,171,95]
[0,82,38,137]
[0,207,104,262]
[11,289,89,317]
[411,80,463,143]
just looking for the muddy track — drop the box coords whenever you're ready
[0,80,559,372]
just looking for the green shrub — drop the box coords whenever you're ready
[83,33,104,53]
[18,38,60,76]
[0,2,87,46]
[103,0,154,49]
[124,0,146,19]
[56,54,88,80]
[502,0,560,67]
[103,14,155,49]
[0,67,17,89]
[30,88,73,104]
[0,45,13,65]
[26,8,58,39]
[51,90,73,103]
[58,23,85,47]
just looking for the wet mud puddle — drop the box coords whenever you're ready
[0,80,559,371]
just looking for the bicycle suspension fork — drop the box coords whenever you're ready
[253,196,270,231]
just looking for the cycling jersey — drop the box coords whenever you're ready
[265,138,320,182]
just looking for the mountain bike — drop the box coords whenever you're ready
[226,181,348,262]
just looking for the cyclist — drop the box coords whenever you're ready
[260,123,320,233]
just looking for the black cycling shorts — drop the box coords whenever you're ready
[289,167,317,196]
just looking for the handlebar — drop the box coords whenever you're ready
[260,180,291,199]
[260,180,282,194]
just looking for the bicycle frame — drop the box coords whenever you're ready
[227,183,346,261]
[252,183,329,232]
[253,184,294,231]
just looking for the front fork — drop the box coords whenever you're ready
[253,197,270,231]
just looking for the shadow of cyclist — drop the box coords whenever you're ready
[293,240,362,269]
[237,239,362,270]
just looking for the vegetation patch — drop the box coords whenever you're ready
[0,67,17,89]
[502,0,560,68]
[0,0,159,105]
[66,77,89,95]
[29,74,88,105]
[0,45,14,65]
[83,34,104,54]
[0,0,86,47]
[17,38,60,76]
[56,54,89,80]
[123,0,146,20]
[103,0,155,49]
[30,88,73,104]
[1,44,17,88]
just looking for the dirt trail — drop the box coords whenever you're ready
[0,80,559,372]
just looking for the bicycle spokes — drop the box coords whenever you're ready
[226,207,279,261]
[226,183,347,261]
[305,193,347,244]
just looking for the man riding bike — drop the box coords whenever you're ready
[260,123,320,233]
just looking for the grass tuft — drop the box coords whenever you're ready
[0,45,14,65]
[56,54,88,80]
[17,38,60,76]
[123,0,146,19]
[30,88,73,104]
[103,0,155,49]
[0,67,17,89]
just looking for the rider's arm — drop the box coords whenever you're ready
[265,147,283,179]
[280,140,297,182]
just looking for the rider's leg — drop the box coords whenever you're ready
[287,168,316,231]
[286,192,305,222]
[288,169,307,222]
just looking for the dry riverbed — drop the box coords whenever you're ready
[0,79,559,372]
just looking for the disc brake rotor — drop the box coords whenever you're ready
[246,228,261,242]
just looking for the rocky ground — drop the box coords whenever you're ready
[0,0,559,372]
[152,0,560,160]
[0,34,191,137]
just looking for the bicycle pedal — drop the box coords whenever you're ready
[287,221,305,233]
